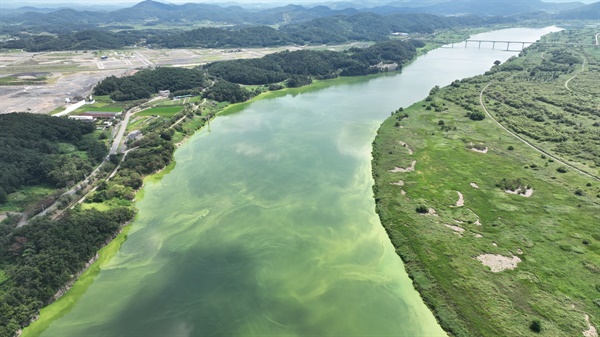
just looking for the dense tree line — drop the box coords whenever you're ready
[205,40,418,85]
[0,113,106,199]
[2,30,143,52]
[0,207,135,336]
[203,81,253,103]
[1,12,509,51]
[92,39,418,104]
[94,67,205,101]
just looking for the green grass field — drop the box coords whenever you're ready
[372,28,600,336]
[0,185,58,213]
[137,106,183,116]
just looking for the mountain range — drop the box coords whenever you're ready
[2,0,597,30]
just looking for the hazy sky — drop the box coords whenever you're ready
[1,0,596,6]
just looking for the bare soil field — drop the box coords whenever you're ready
[0,43,366,114]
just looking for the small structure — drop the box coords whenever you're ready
[81,111,117,119]
[68,115,94,122]
[101,56,108,60]
[127,130,143,142]
[159,90,170,97]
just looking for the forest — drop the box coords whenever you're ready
[93,67,206,101]
[1,12,505,52]
[94,39,419,103]
[0,113,107,202]
[0,207,135,336]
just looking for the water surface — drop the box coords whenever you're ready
[35,27,560,337]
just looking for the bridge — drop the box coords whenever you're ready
[420,39,595,51]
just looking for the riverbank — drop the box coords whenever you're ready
[19,26,561,336]
[371,28,599,336]
[20,65,416,337]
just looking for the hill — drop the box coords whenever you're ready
[556,1,600,19]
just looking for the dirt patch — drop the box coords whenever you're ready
[473,233,483,238]
[400,190,406,196]
[455,191,464,207]
[476,254,522,272]
[391,180,404,186]
[428,208,438,216]
[445,224,465,235]
[470,147,488,154]
[398,141,413,155]
[505,187,534,197]
[584,314,598,337]
[389,160,416,173]
[470,182,479,189]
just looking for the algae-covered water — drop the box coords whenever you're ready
[32,27,559,337]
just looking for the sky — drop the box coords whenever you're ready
[1,0,596,6]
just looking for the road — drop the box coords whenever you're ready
[564,52,587,91]
[53,100,86,117]
[110,108,134,155]
[25,106,135,225]
[479,82,599,181]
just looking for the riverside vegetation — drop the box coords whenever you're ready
[372,28,599,336]
[0,38,424,337]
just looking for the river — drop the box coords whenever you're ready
[30,27,560,337]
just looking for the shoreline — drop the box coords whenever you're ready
[18,67,412,337]
[18,34,464,335]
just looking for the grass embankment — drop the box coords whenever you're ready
[372,28,600,336]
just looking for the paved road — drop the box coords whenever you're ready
[53,100,86,117]
[110,109,134,155]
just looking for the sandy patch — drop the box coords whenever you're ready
[505,187,534,197]
[455,191,464,207]
[391,180,404,186]
[584,314,598,337]
[474,218,482,226]
[428,208,438,217]
[470,182,479,189]
[445,224,465,234]
[398,141,413,155]
[400,190,407,196]
[389,160,416,173]
[476,254,522,272]
[473,233,483,238]
[470,147,489,154]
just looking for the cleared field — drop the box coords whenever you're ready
[136,106,183,116]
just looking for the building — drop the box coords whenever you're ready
[68,115,94,122]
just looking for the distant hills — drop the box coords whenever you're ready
[556,1,600,19]
[2,0,597,33]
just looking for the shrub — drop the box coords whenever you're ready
[508,146,514,150]
[415,205,429,214]
[466,111,485,121]
[556,166,568,173]
[529,319,542,333]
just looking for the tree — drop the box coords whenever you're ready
[494,60,501,66]
[0,187,7,204]
[529,319,542,333]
